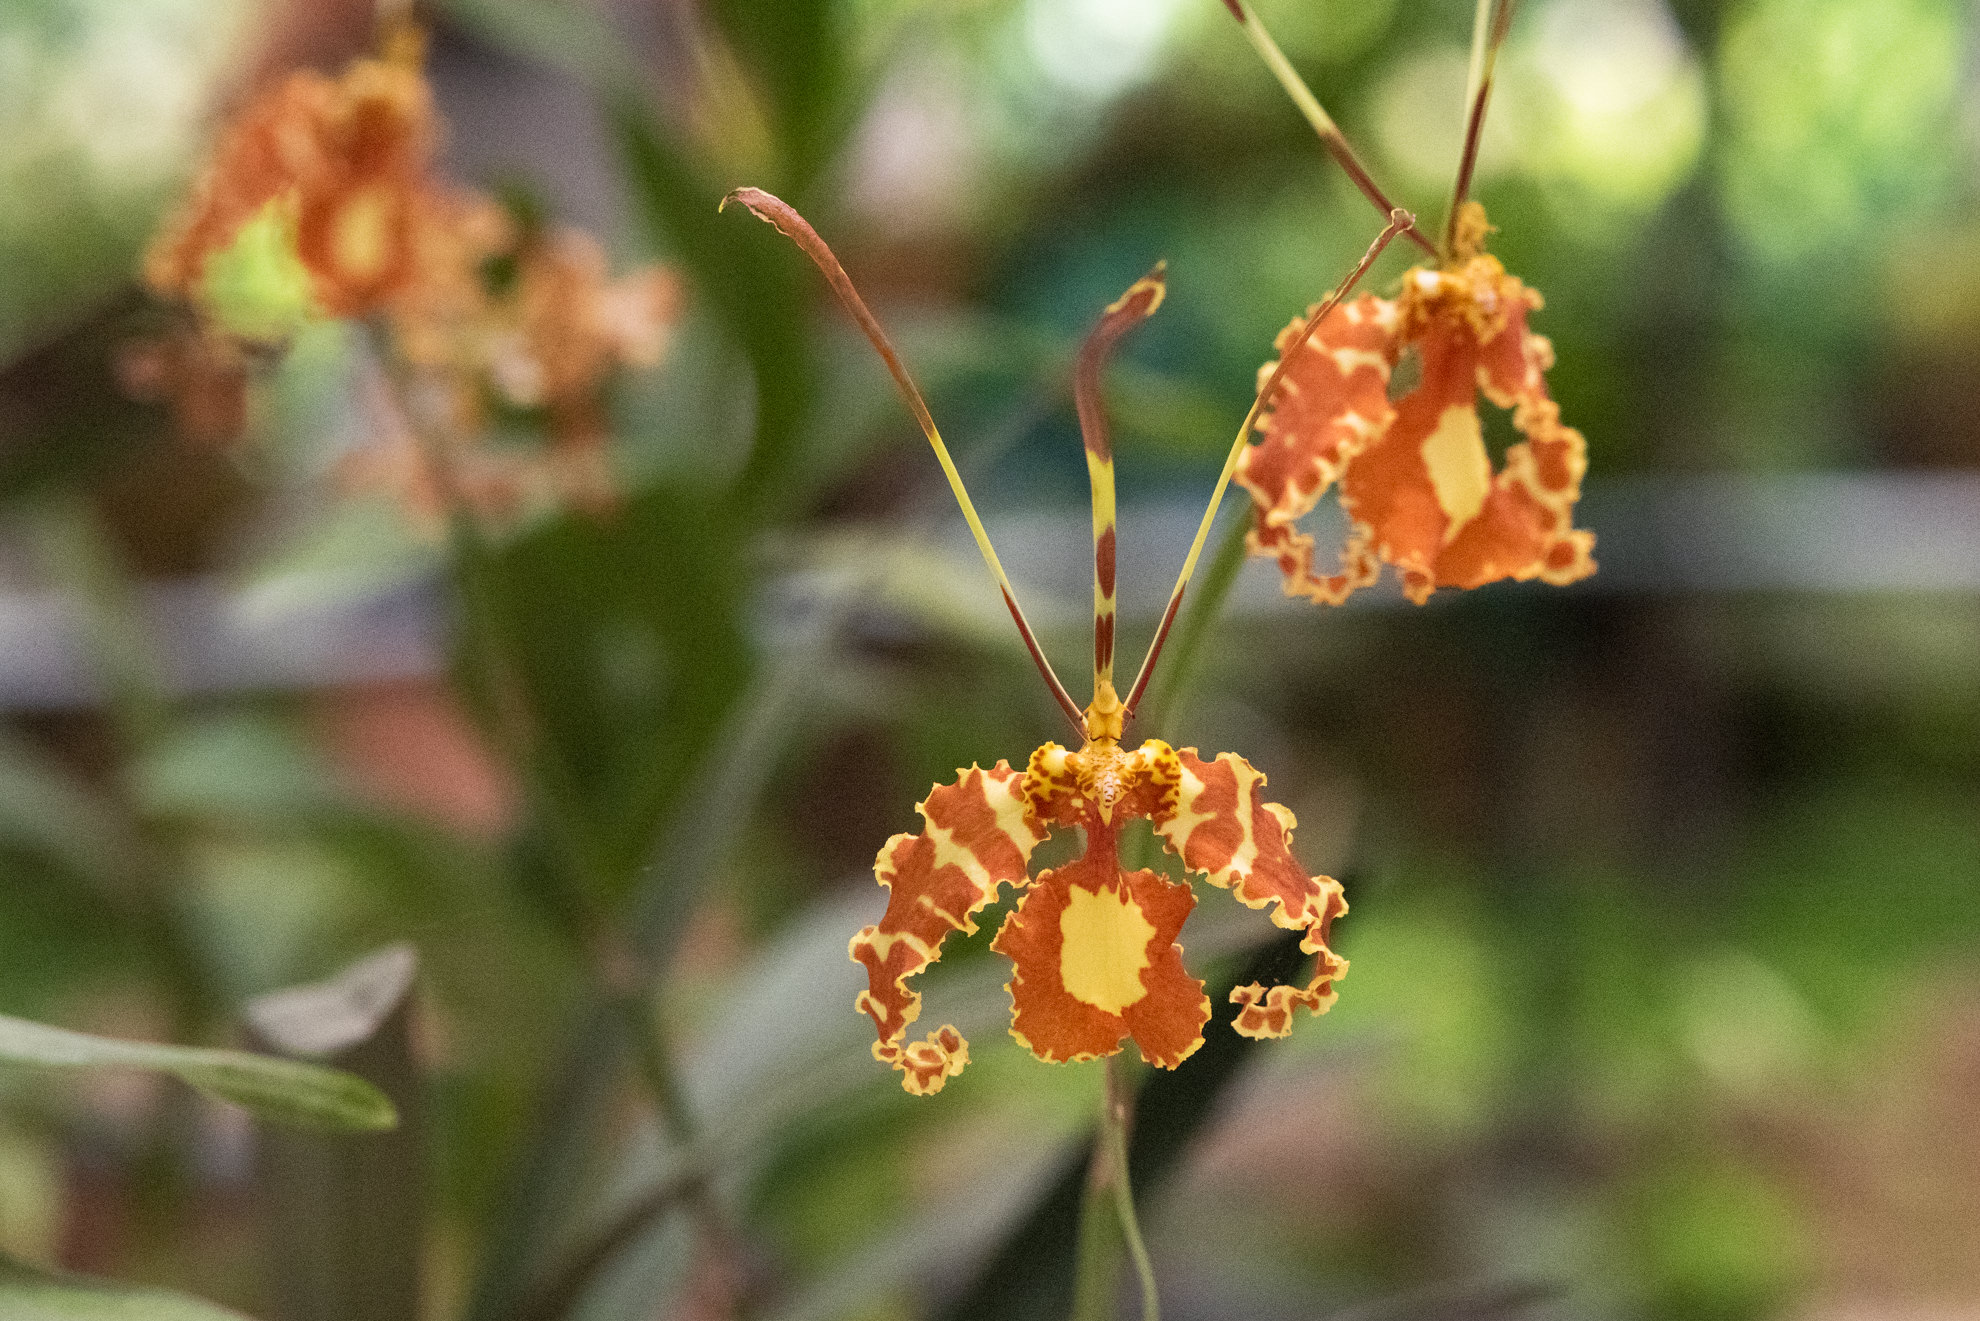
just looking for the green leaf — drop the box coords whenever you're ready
[130,714,355,827]
[479,481,754,895]
[0,1014,396,1132]
[704,0,850,188]
[0,729,138,886]
[0,1254,258,1320]
[614,105,817,519]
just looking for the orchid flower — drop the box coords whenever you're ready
[726,189,1411,1094]
[1225,0,1597,604]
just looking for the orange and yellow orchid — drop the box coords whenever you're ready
[725,189,1411,1094]
[139,23,680,520]
[1226,0,1597,604]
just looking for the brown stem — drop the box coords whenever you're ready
[1122,208,1413,719]
[1224,0,1438,257]
[723,187,1087,736]
[1444,0,1519,255]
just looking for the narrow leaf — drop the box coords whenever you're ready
[0,1015,397,1132]
[0,1254,258,1320]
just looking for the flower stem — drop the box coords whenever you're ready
[1140,512,1252,740]
[1225,1,1436,257]
[365,340,741,1315]
[1105,1058,1161,1321]
[1071,1057,1159,1321]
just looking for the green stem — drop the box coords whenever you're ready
[368,345,739,1314]
[1142,512,1252,740]
[1070,1057,1159,1321]
[1081,515,1255,1315]
[1105,1060,1160,1321]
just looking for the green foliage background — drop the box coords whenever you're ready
[0,0,1976,1319]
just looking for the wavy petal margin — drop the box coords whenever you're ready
[851,763,1045,1095]
[1241,242,1595,605]
[992,848,1207,1069]
[1155,749,1347,1038]
[1235,294,1397,604]
[1344,256,1595,603]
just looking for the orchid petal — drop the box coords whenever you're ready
[992,851,1207,1069]
[1155,750,1348,1038]
[850,763,1045,1095]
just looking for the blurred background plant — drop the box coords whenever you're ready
[0,0,1976,1320]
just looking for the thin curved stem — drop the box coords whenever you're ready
[1071,1057,1159,1321]
[1223,0,1436,258]
[722,186,1086,736]
[1124,207,1413,721]
[1104,1059,1160,1321]
[1444,0,1518,254]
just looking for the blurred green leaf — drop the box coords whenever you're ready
[439,0,641,92]
[0,1256,256,1321]
[131,714,354,827]
[234,496,436,616]
[704,0,851,189]
[615,107,816,519]
[483,482,752,893]
[0,1014,396,1131]
[0,730,137,885]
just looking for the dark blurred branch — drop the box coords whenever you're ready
[511,1168,709,1321]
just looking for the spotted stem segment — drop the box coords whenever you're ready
[1074,265,1166,710]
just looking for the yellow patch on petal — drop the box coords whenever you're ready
[1419,403,1491,540]
[1239,222,1598,604]
[331,184,397,286]
[1059,884,1156,1015]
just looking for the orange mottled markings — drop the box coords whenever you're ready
[994,849,1207,1068]
[1235,295,1396,605]
[1240,209,1596,605]
[858,733,1347,1091]
[733,192,1360,1091]
[850,762,1045,1095]
[1154,749,1348,1037]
